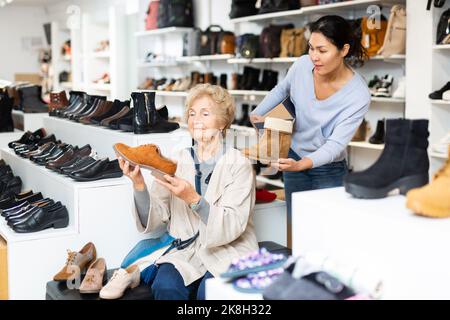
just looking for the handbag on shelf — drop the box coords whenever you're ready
[145,0,159,30]
[229,0,258,19]
[157,0,194,28]
[280,27,308,58]
[258,0,300,14]
[260,24,294,58]
[237,34,260,58]
[200,25,236,56]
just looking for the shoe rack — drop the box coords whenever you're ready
[429,3,450,174]
[50,22,72,93]
[291,186,450,299]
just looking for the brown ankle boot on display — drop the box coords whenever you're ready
[189,72,200,89]
[406,146,450,218]
[113,143,177,177]
[243,117,294,164]
[352,119,369,142]
[49,91,69,115]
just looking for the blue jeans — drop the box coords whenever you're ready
[283,149,348,223]
[151,263,214,300]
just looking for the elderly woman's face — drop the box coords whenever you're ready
[187,95,224,143]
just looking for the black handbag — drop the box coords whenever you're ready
[236,34,260,58]
[258,0,300,14]
[200,25,235,56]
[158,0,194,28]
[229,0,258,19]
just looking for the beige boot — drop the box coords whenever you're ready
[243,117,293,164]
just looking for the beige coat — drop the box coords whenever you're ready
[132,147,259,286]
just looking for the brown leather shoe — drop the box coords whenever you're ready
[79,100,113,124]
[79,258,107,294]
[49,91,69,112]
[100,106,130,126]
[53,242,97,282]
[113,143,177,176]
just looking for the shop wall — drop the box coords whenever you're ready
[0,6,49,81]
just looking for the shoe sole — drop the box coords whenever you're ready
[68,171,123,182]
[13,217,69,233]
[113,145,174,179]
[406,198,450,218]
[345,174,429,199]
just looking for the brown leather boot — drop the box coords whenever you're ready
[49,91,69,114]
[53,242,97,282]
[243,117,294,164]
[79,100,113,124]
[189,72,200,89]
[113,143,177,176]
[351,119,368,142]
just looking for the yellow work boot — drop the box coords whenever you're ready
[406,146,450,218]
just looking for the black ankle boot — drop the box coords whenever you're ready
[344,119,430,199]
[0,91,14,132]
[369,119,385,144]
[238,104,250,126]
[131,92,179,134]
[260,70,279,91]
[18,85,49,113]
[245,67,261,90]
[239,67,252,90]
[219,74,228,89]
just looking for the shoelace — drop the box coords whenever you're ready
[65,250,77,266]
[434,158,450,180]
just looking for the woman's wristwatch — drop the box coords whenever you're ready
[189,198,201,211]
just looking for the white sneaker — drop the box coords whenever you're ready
[443,90,450,101]
[393,77,406,99]
[374,75,394,97]
[432,133,450,155]
[99,265,140,300]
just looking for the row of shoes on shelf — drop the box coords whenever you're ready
[0,160,69,233]
[233,104,256,127]
[345,119,450,218]
[352,119,386,145]
[138,72,228,92]
[367,75,405,99]
[53,242,140,299]
[93,73,110,85]
[3,83,49,113]
[8,128,122,182]
[49,90,179,135]
[0,89,14,132]
[429,81,450,101]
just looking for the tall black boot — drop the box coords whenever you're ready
[131,92,180,134]
[219,74,228,89]
[265,70,279,91]
[239,67,252,90]
[369,119,385,144]
[246,67,261,90]
[0,91,14,132]
[344,119,430,199]
[238,104,250,126]
[18,85,49,113]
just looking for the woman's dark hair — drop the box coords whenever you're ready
[309,15,367,67]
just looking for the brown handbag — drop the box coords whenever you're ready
[219,33,236,54]
[360,16,387,57]
[377,5,406,57]
[280,28,308,58]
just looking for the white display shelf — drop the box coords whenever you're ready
[430,99,450,105]
[60,82,73,89]
[348,141,384,150]
[43,116,192,161]
[177,54,235,62]
[432,44,450,50]
[429,151,448,159]
[229,90,269,96]
[292,187,450,299]
[228,57,299,64]
[138,90,269,98]
[230,0,403,23]
[137,90,188,97]
[11,110,49,132]
[256,176,284,188]
[89,83,112,91]
[0,130,23,151]
[370,54,406,60]
[138,61,178,68]
[135,27,193,37]
[371,97,405,103]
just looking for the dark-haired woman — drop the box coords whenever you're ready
[251,15,371,220]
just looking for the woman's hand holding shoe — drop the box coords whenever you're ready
[273,157,313,172]
[155,175,201,206]
[118,157,146,191]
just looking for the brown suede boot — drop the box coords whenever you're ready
[49,91,69,113]
[243,117,293,164]
[113,143,177,176]
[352,119,368,142]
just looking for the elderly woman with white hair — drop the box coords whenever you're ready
[119,84,259,300]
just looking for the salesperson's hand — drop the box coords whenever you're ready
[118,157,146,191]
[273,157,313,172]
[249,114,265,129]
[155,175,201,205]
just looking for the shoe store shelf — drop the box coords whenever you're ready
[135,27,193,38]
[229,90,269,97]
[177,54,235,63]
[138,89,188,97]
[429,99,450,105]
[228,57,299,64]
[230,0,404,23]
[292,187,450,299]
[11,110,49,132]
[0,130,23,151]
[43,117,192,160]
[348,141,385,150]
[1,147,151,299]
[60,82,73,89]
[371,97,405,104]
[179,121,256,136]
[138,61,179,68]
[89,83,112,91]
[370,54,406,61]
[139,90,269,99]
[256,176,285,188]
[429,151,448,160]
[432,44,450,50]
